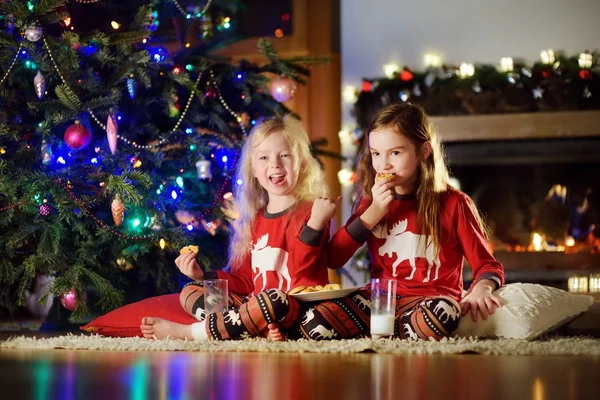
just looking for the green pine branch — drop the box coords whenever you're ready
[55,84,83,111]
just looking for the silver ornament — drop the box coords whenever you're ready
[195,159,212,180]
[41,140,53,165]
[424,72,436,87]
[126,76,137,99]
[398,90,410,102]
[24,25,43,42]
[6,14,15,34]
[34,70,46,99]
[412,83,422,97]
[583,85,592,98]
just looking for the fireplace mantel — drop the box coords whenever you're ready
[431,110,600,143]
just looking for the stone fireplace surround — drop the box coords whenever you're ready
[435,110,600,290]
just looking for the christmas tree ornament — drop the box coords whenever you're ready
[583,85,592,99]
[41,140,53,165]
[6,14,15,34]
[579,70,592,80]
[399,68,414,82]
[39,199,51,216]
[34,70,45,99]
[106,109,118,154]
[398,91,410,102]
[532,87,544,100]
[195,159,212,180]
[131,157,142,168]
[240,112,251,127]
[412,83,422,97]
[472,80,482,93]
[116,258,133,271]
[64,121,92,150]
[111,194,125,226]
[361,80,373,92]
[59,289,86,311]
[380,93,391,106]
[424,72,436,87]
[507,72,519,84]
[126,74,137,99]
[270,77,296,102]
[24,25,43,42]
[169,93,180,117]
[204,87,217,98]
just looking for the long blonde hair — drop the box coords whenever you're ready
[229,115,329,266]
[355,103,487,256]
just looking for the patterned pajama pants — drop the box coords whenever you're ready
[294,288,462,341]
[180,282,301,340]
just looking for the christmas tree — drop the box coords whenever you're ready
[0,0,327,319]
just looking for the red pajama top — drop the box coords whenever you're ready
[326,188,504,301]
[205,202,329,297]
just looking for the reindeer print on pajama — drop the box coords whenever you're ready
[180,203,331,340]
[311,188,504,341]
[327,189,503,302]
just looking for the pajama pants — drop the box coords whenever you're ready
[180,282,302,340]
[294,288,462,341]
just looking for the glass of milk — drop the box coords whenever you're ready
[370,278,397,340]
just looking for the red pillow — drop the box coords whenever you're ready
[80,293,196,337]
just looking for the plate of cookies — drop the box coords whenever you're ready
[289,284,361,302]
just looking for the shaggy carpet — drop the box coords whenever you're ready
[2,334,600,356]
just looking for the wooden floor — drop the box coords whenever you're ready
[0,344,599,400]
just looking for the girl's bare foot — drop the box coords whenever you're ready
[140,317,193,340]
[262,323,285,342]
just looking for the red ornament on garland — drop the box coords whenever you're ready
[361,80,373,92]
[541,70,551,79]
[579,70,592,80]
[400,68,414,82]
[64,121,92,150]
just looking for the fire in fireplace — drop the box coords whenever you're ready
[444,134,600,292]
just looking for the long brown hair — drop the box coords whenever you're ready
[355,103,487,256]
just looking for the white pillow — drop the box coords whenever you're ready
[455,283,594,340]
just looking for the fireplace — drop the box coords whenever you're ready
[434,111,600,293]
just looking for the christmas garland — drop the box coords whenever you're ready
[351,50,600,129]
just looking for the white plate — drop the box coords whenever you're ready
[290,287,362,302]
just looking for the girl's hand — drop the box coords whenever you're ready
[307,197,341,231]
[370,177,397,215]
[175,251,204,281]
[460,279,503,322]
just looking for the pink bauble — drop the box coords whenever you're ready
[60,289,86,311]
[270,77,297,102]
[106,112,118,154]
[64,121,92,150]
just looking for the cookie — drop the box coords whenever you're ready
[376,173,396,180]
[180,245,199,255]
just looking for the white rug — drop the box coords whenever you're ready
[2,334,600,356]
